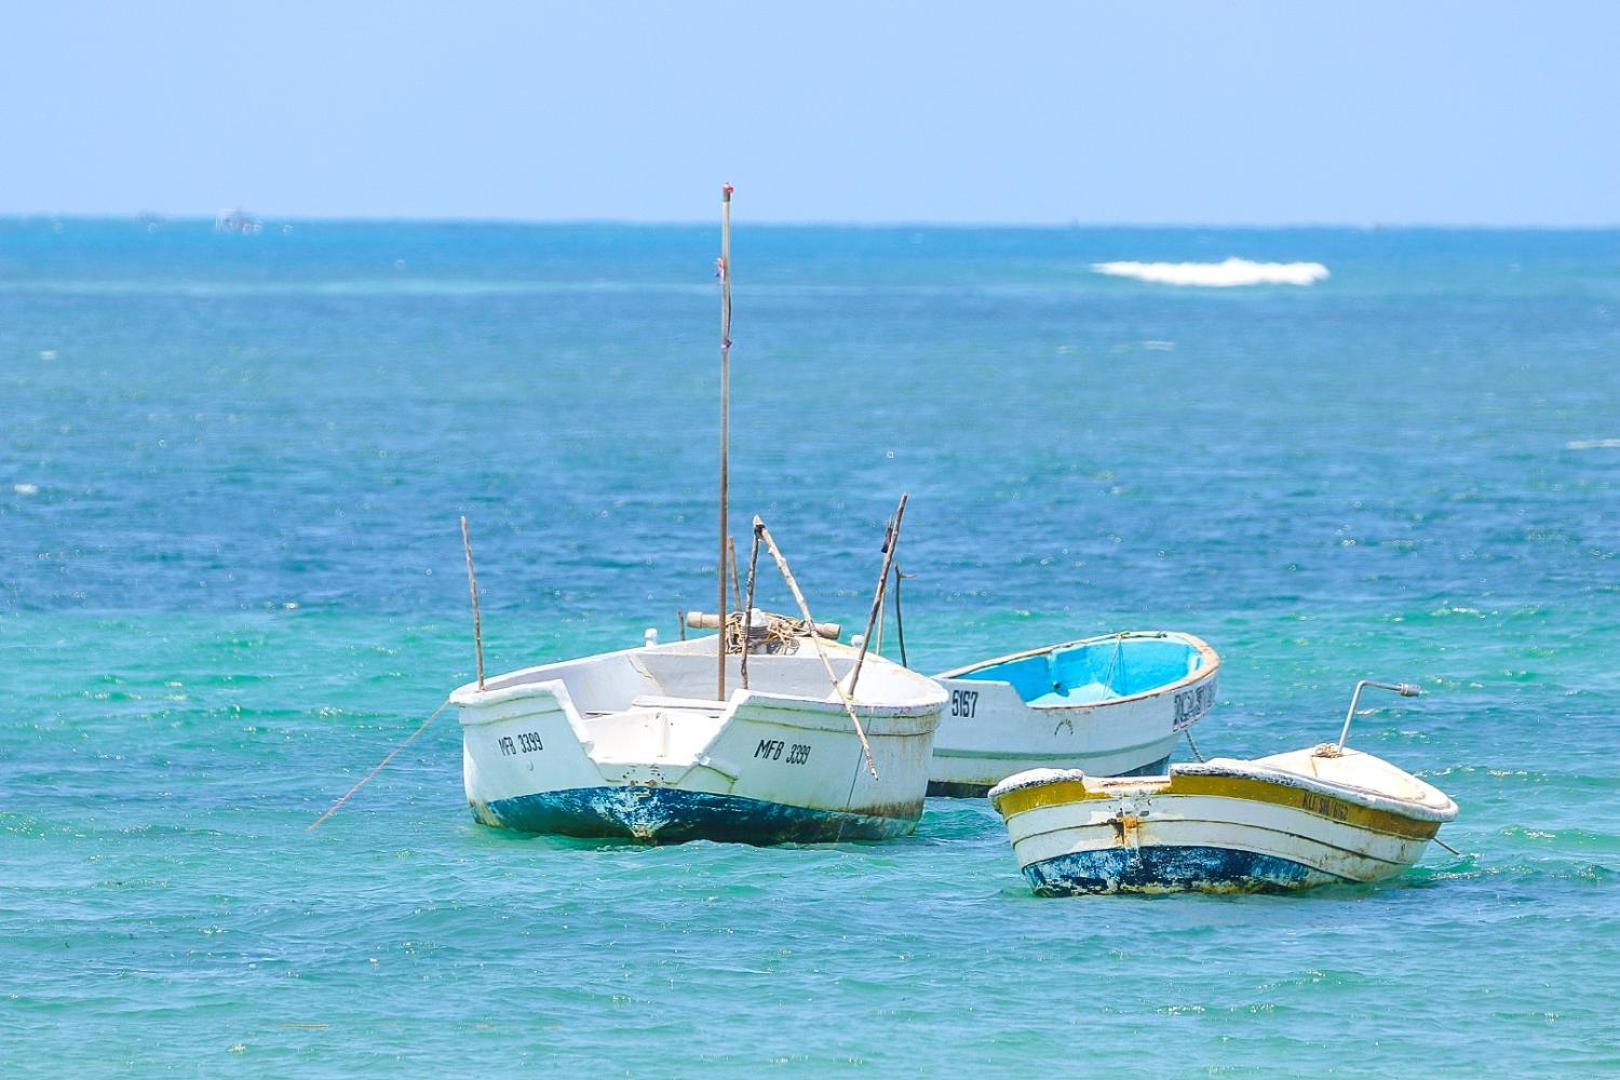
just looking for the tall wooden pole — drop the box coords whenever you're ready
[460,515,484,691]
[717,183,734,701]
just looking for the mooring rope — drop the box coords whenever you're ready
[1184,725,1209,763]
[306,697,451,831]
[722,609,812,656]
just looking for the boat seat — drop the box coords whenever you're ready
[1029,681,1118,707]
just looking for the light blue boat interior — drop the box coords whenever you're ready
[953,636,1205,707]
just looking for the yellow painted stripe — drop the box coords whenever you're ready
[994,779,1166,817]
[996,772,1438,841]
[1166,773,1439,840]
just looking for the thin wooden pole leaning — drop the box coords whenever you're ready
[460,515,484,691]
[727,534,743,613]
[845,494,909,698]
[754,515,879,778]
[740,526,762,689]
[716,183,733,702]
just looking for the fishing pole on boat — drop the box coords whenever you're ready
[716,183,734,702]
[846,494,909,697]
[461,515,485,691]
[753,515,880,778]
[306,696,451,831]
[311,514,493,831]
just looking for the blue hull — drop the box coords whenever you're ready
[478,786,921,845]
[1023,844,1350,895]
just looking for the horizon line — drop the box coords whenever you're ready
[5,212,1620,232]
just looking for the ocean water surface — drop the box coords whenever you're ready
[2,220,1618,1075]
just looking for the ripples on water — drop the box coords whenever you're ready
[2,221,1618,1074]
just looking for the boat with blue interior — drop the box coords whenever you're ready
[928,631,1219,796]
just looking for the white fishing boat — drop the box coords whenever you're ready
[927,631,1220,796]
[988,680,1458,894]
[450,187,946,845]
[454,624,945,843]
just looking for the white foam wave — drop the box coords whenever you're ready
[1566,439,1620,450]
[1092,257,1329,287]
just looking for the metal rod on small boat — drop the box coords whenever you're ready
[716,183,734,703]
[754,516,879,778]
[460,515,484,691]
[1337,679,1421,750]
[740,527,761,689]
[845,494,908,698]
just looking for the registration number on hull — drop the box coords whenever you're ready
[498,731,545,756]
[755,739,812,765]
[1172,679,1217,731]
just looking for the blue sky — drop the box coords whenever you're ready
[4,2,1616,224]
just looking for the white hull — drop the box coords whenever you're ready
[929,631,1219,796]
[455,637,944,844]
[990,745,1457,894]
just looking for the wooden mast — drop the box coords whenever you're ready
[717,184,734,701]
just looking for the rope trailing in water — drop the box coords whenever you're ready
[306,697,451,831]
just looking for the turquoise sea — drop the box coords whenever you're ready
[3,220,1618,1075]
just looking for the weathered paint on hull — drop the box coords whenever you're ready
[990,747,1458,896]
[1022,844,1347,896]
[476,786,920,845]
[926,754,1171,799]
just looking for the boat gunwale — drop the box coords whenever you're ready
[991,752,1457,828]
[452,636,946,717]
[932,630,1220,711]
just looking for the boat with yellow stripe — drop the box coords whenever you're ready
[988,681,1458,895]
